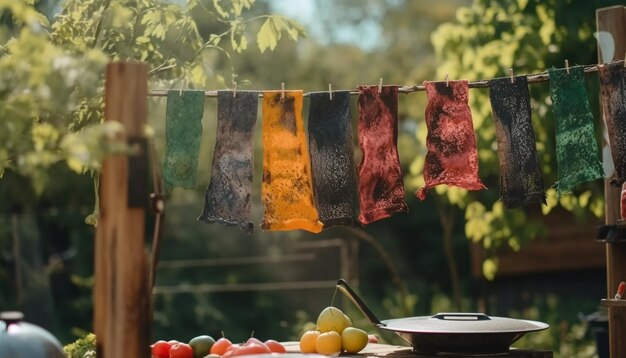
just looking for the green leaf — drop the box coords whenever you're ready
[482,258,498,281]
[141,9,161,26]
[232,0,255,16]
[257,18,278,53]
[135,36,150,44]
[286,26,300,41]
[238,34,248,52]
[208,34,221,46]
[517,0,529,10]
[212,0,228,18]
[542,188,558,215]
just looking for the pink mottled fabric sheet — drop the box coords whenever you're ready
[416,80,486,200]
[357,85,408,225]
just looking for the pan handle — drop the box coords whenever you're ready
[336,279,385,327]
[431,313,491,321]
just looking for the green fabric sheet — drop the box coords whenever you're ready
[163,90,205,191]
[548,66,603,196]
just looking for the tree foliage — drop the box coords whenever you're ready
[0,0,303,216]
[415,0,622,279]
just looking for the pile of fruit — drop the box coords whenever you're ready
[299,306,373,355]
[151,306,375,357]
[151,334,286,358]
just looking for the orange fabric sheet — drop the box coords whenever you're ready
[261,91,323,233]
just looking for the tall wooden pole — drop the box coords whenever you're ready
[596,6,626,358]
[94,62,151,358]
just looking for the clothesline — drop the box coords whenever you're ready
[159,58,626,231]
[147,61,610,98]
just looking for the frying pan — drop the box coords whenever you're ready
[336,279,549,355]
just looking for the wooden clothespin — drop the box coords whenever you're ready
[378,78,383,93]
[281,82,285,99]
[565,60,570,74]
[509,68,514,83]
[232,81,237,97]
[615,281,626,299]
[444,74,449,87]
[329,83,333,100]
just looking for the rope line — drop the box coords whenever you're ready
[146,61,614,98]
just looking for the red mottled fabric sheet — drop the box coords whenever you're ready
[357,85,408,225]
[416,80,486,200]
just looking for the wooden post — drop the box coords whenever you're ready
[94,62,151,358]
[597,6,626,358]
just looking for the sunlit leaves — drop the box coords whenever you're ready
[482,258,498,281]
[423,0,605,279]
[32,123,59,151]
[0,0,49,30]
[535,5,556,46]
[212,0,228,18]
[1,0,303,217]
[211,0,255,18]
[232,0,254,16]
[257,17,276,53]
[257,16,305,53]
[465,199,546,279]
[0,27,107,190]
[61,121,127,174]
[230,20,248,53]
[465,202,489,242]
[541,188,558,215]
[517,0,529,10]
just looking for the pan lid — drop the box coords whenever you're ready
[336,279,548,336]
[381,312,549,334]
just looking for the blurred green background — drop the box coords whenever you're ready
[0,1,624,357]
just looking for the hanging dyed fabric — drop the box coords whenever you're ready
[163,90,205,191]
[488,76,546,208]
[308,91,357,227]
[598,62,626,186]
[198,91,258,233]
[548,66,604,195]
[416,80,486,200]
[261,90,323,233]
[357,85,408,225]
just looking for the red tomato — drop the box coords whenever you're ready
[210,337,233,355]
[223,341,271,357]
[221,344,242,358]
[151,340,171,358]
[368,334,379,344]
[244,337,265,346]
[243,338,271,354]
[243,340,272,354]
[264,340,286,353]
[169,342,194,358]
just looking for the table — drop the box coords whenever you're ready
[282,342,553,358]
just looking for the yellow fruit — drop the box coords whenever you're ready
[299,330,320,353]
[341,327,368,353]
[316,331,342,355]
[317,307,350,333]
[343,313,353,328]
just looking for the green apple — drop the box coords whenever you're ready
[189,335,216,358]
[341,327,368,353]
